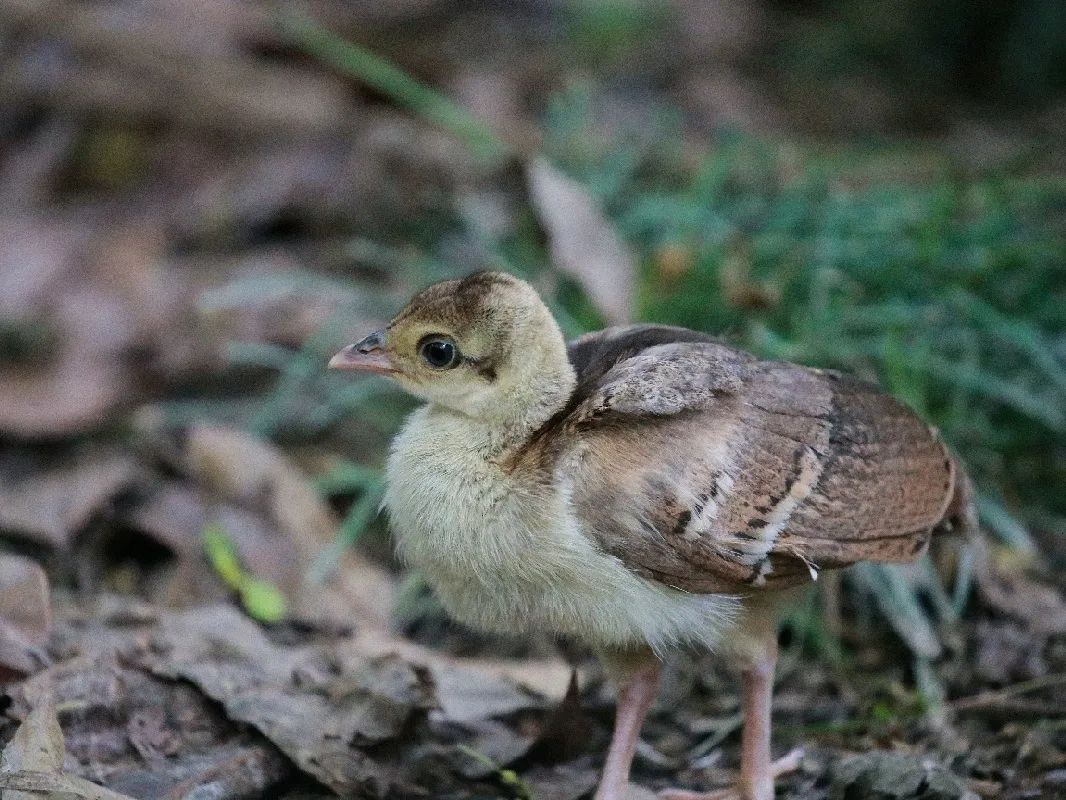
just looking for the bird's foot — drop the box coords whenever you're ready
[593,782,659,800]
[656,747,804,800]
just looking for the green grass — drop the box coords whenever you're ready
[278,11,509,164]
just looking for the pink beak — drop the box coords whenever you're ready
[328,330,396,375]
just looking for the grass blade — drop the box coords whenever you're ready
[307,482,386,585]
[279,11,510,163]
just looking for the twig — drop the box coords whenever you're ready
[952,673,1066,712]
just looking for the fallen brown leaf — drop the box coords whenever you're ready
[129,480,304,607]
[527,157,636,326]
[350,628,578,714]
[829,751,979,800]
[0,451,136,549]
[976,551,1066,636]
[0,691,64,775]
[522,761,601,800]
[431,661,545,723]
[2,0,349,135]
[0,555,51,646]
[0,555,51,681]
[0,342,133,439]
[7,649,291,799]
[0,212,157,438]
[455,719,536,779]
[138,604,432,796]
[178,426,396,628]
[0,692,137,800]
[184,426,337,554]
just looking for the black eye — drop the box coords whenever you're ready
[419,337,460,369]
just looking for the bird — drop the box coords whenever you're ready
[328,271,972,800]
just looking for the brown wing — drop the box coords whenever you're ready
[513,326,961,593]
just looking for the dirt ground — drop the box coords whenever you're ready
[1,1,1064,799]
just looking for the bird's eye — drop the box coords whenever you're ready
[419,336,461,369]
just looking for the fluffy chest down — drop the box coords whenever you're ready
[384,406,738,653]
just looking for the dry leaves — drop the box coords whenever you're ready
[0,598,575,798]
[976,551,1066,636]
[0,0,348,135]
[0,213,144,438]
[527,157,636,325]
[138,605,429,796]
[6,651,290,799]
[523,762,601,800]
[183,426,338,556]
[349,628,577,720]
[829,752,979,800]
[0,0,487,444]
[0,693,138,800]
[0,451,136,549]
[0,555,51,681]
[166,425,396,629]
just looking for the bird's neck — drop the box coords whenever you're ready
[489,317,578,452]
[430,342,576,456]
[489,366,576,451]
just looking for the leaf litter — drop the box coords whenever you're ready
[137,604,435,796]
[1,596,584,799]
[1,2,1064,798]
[0,691,138,800]
[5,649,290,799]
[0,555,51,681]
[0,450,137,550]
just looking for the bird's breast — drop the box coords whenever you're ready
[381,407,740,652]
[384,408,577,600]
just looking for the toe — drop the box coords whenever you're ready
[657,788,738,800]
[770,747,805,777]
[656,747,804,800]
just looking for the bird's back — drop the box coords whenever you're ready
[508,324,969,594]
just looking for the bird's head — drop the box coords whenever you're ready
[330,272,576,423]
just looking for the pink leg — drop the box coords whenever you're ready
[659,638,803,800]
[593,658,663,800]
[738,642,776,800]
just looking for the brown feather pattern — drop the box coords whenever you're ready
[504,325,964,593]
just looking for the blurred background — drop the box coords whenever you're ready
[0,2,1064,799]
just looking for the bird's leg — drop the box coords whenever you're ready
[737,639,778,800]
[659,634,803,800]
[594,653,663,800]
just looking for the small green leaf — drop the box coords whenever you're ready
[455,747,533,799]
[240,578,288,624]
[202,524,288,623]
[202,524,243,591]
